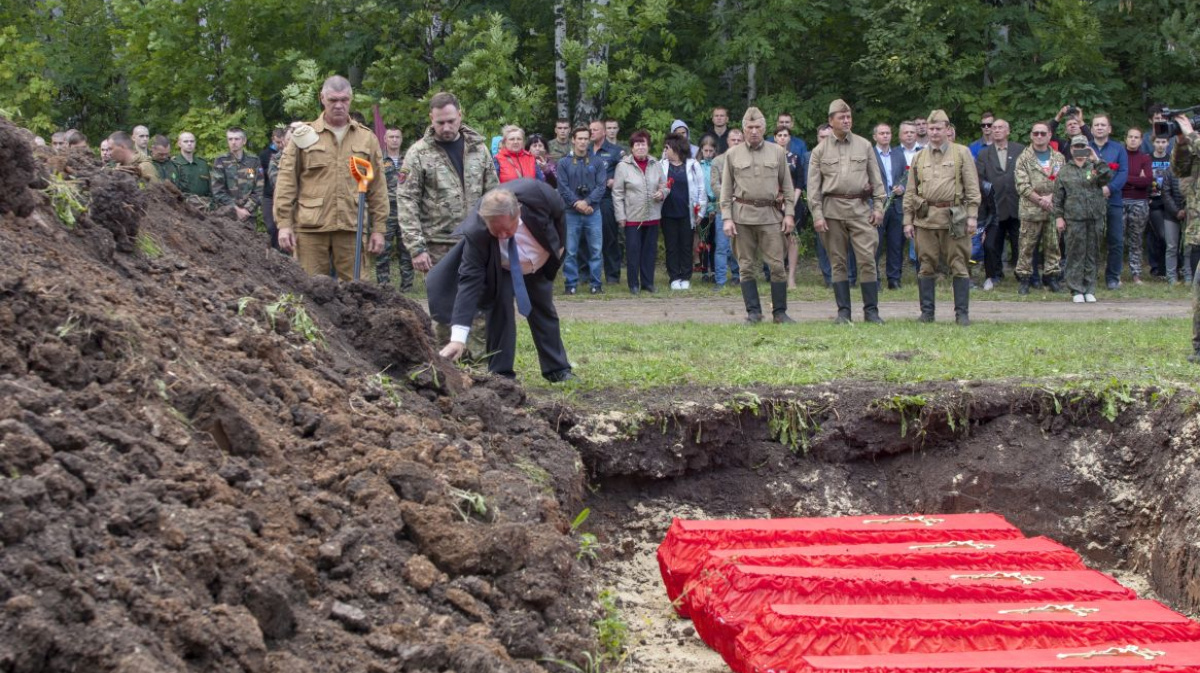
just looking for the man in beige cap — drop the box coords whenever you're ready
[720,107,797,324]
[903,109,981,325]
[807,99,887,324]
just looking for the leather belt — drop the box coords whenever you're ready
[734,196,781,208]
[929,201,956,208]
[826,193,867,200]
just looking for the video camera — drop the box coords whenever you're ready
[1153,105,1200,138]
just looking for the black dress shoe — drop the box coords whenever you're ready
[887,279,900,290]
[565,286,577,295]
[545,369,577,383]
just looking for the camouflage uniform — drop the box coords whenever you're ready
[152,158,177,184]
[210,152,262,216]
[172,155,212,208]
[1053,159,1113,296]
[1013,145,1066,279]
[396,123,499,264]
[547,138,572,163]
[1171,131,1200,359]
[375,155,415,290]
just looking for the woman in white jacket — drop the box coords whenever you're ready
[613,130,667,294]
[660,134,708,289]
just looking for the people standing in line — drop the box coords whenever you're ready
[975,119,1024,290]
[1088,113,1129,290]
[588,118,625,285]
[613,130,667,294]
[1121,127,1154,284]
[873,122,907,290]
[1014,121,1066,294]
[660,133,707,290]
[1054,135,1114,303]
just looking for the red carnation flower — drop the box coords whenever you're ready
[1049,174,1056,181]
[1108,162,1119,171]
[666,177,674,189]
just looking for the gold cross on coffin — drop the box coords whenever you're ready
[997,604,1099,617]
[862,515,946,526]
[1057,645,1166,661]
[908,540,996,550]
[948,571,1045,585]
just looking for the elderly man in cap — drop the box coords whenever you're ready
[903,110,982,325]
[808,99,887,324]
[720,107,797,324]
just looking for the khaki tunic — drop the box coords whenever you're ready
[718,141,795,224]
[903,142,981,229]
[806,132,885,222]
[273,116,389,237]
[125,152,160,184]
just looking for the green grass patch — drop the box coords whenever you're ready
[515,318,1199,392]
[135,232,163,258]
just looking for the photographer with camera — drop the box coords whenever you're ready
[1168,113,1200,363]
[1049,105,1091,154]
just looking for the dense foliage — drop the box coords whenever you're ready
[4,0,1199,155]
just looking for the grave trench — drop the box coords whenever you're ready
[544,382,1200,671]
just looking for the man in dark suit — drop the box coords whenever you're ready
[427,179,575,382]
[975,119,1025,290]
[873,123,908,289]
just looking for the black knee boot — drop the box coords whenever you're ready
[832,281,852,324]
[741,280,763,323]
[862,281,884,324]
[953,276,971,326]
[771,282,795,323]
[917,277,936,322]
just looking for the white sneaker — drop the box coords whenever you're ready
[1084,293,1097,303]
[681,280,691,289]
[1072,294,1085,303]
[670,280,682,290]
[983,278,995,291]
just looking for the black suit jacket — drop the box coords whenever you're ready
[874,146,908,215]
[427,179,566,326]
[975,142,1025,221]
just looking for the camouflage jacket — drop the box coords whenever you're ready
[171,155,211,197]
[396,124,499,255]
[211,152,263,213]
[1172,131,1200,246]
[1014,146,1066,223]
[1052,160,1113,222]
[384,155,403,230]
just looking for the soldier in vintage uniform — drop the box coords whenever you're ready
[903,109,981,325]
[273,76,389,280]
[211,127,262,222]
[808,99,887,324]
[1169,114,1200,362]
[171,132,212,208]
[1053,135,1113,303]
[106,131,159,184]
[720,107,796,324]
[1014,121,1066,294]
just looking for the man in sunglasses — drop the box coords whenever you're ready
[969,112,995,160]
[1014,121,1066,294]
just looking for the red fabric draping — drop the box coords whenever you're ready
[691,567,1137,668]
[659,513,1023,613]
[736,601,1200,673]
[800,640,1200,672]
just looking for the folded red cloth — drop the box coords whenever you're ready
[737,600,1200,673]
[802,640,1200,672]
[659,513,1023,615]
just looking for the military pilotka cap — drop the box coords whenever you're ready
[828,99,851,116]
[1071,134,1088,146]
[291,124,318,149]
[927,110,950,124]
[743,107,766,126]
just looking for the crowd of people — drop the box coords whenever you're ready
[31,79,1200,366]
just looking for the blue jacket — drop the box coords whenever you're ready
[556,153,607,208]
[1090,138,1129,206]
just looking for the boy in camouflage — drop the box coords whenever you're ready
[1053,135,1113,303]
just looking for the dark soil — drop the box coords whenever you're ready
[0,123,599,673]
[543,382,1200,616]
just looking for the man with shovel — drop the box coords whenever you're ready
[274,75,389,281]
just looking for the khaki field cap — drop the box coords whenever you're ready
[291,124,318,149]
[742,107,766,126]
[1071,134,1089,147]
[927,110,950,125]
[828,99,851,116]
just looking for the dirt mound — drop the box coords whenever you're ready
[0,118,40,218]
[0,140,599,671]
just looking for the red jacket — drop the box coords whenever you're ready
[495,149,539,183]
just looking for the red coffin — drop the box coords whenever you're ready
[691,567,1138,669]
[801,640,1200,672]
[659,513,1023,614]
[736,601,1200,673]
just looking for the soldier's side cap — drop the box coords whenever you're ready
[828,99,852,116]
[927,110,950,124]
[743,107,766,126]
[291,124,318,149]
[1071,134,1088,146]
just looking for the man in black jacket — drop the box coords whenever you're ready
[427,179,575,382]
[975,119,1025,289]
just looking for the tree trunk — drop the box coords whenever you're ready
[573,0,609,122]
[554,0,569,120]
[425,10,446,87]
[746,60,757,105]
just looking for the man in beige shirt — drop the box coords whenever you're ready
[720,107,796,324]
[807,99,887,324]
[903,109,982,325]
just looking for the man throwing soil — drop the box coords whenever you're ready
[273,75,389,281]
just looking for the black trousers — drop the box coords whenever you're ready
[662,215,693,282]
[1146,203,1166,276]
[486,269,570,380]
[985,216,1020,279]
[876,206,904,283]
[600,196,622,282]
[625,225,659,290]
[262,197,279,250]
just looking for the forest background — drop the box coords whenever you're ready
[3,0,1200,155]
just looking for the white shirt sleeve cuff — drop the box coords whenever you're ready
[450,325,470,344]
